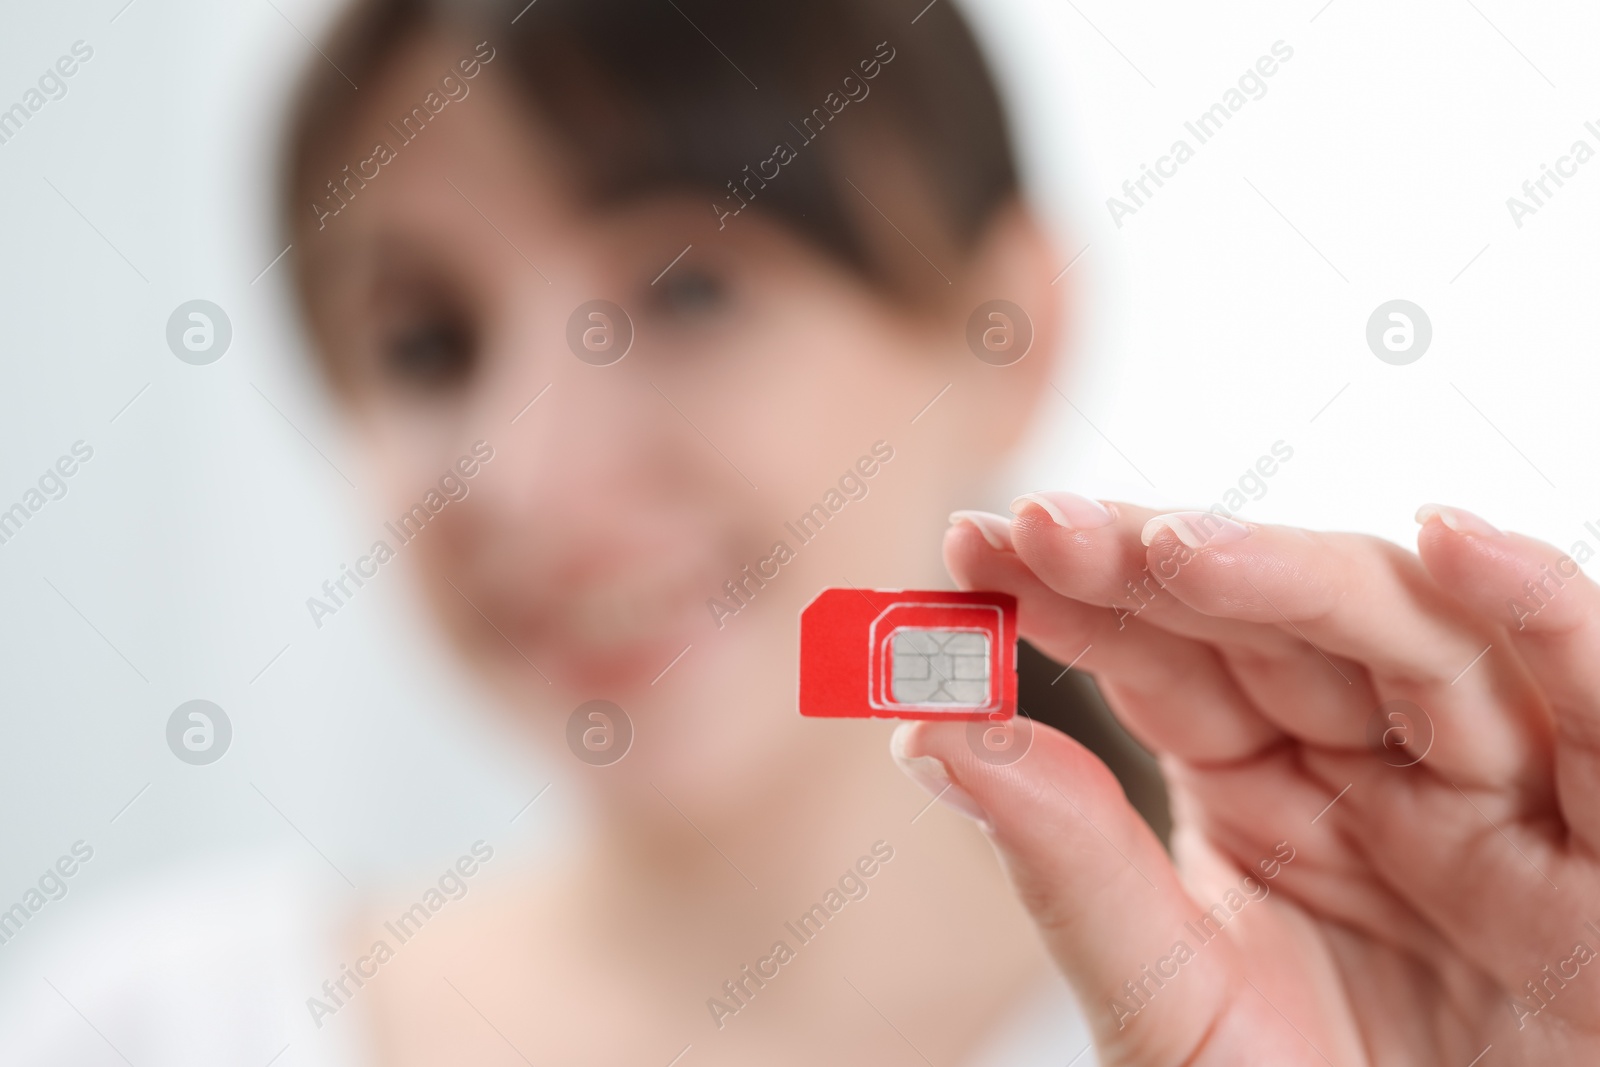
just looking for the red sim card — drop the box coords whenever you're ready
[798,588,1018,721]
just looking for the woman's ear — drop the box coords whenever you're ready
[948,197,1072,462]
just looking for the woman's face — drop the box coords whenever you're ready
[296,36,1056,802]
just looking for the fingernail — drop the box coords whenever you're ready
[949,510,1014,551]
[890,723,989,826]
[1009,491,1116,530]
[1415,504,1500,537]
[1141,511,1252,549]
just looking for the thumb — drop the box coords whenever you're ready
[890,718,1241,1064]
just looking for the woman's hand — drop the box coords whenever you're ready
[893,496,1600,1066]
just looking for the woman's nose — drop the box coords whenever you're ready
[467,307,690,528]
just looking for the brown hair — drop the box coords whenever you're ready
[282,0,1020,298]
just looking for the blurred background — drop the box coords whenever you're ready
[2,0,1597,982]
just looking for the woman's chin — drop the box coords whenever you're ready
[478,621,702,701]
[471,616,819,807]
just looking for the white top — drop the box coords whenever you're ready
[0,853,1096,1066]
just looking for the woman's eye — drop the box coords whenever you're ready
[655,268,726,317]
[382,316,477,388]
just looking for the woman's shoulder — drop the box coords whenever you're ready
[0,849,371,1067]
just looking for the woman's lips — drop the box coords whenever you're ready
[469,559,718,692]
[542,634,692,693]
